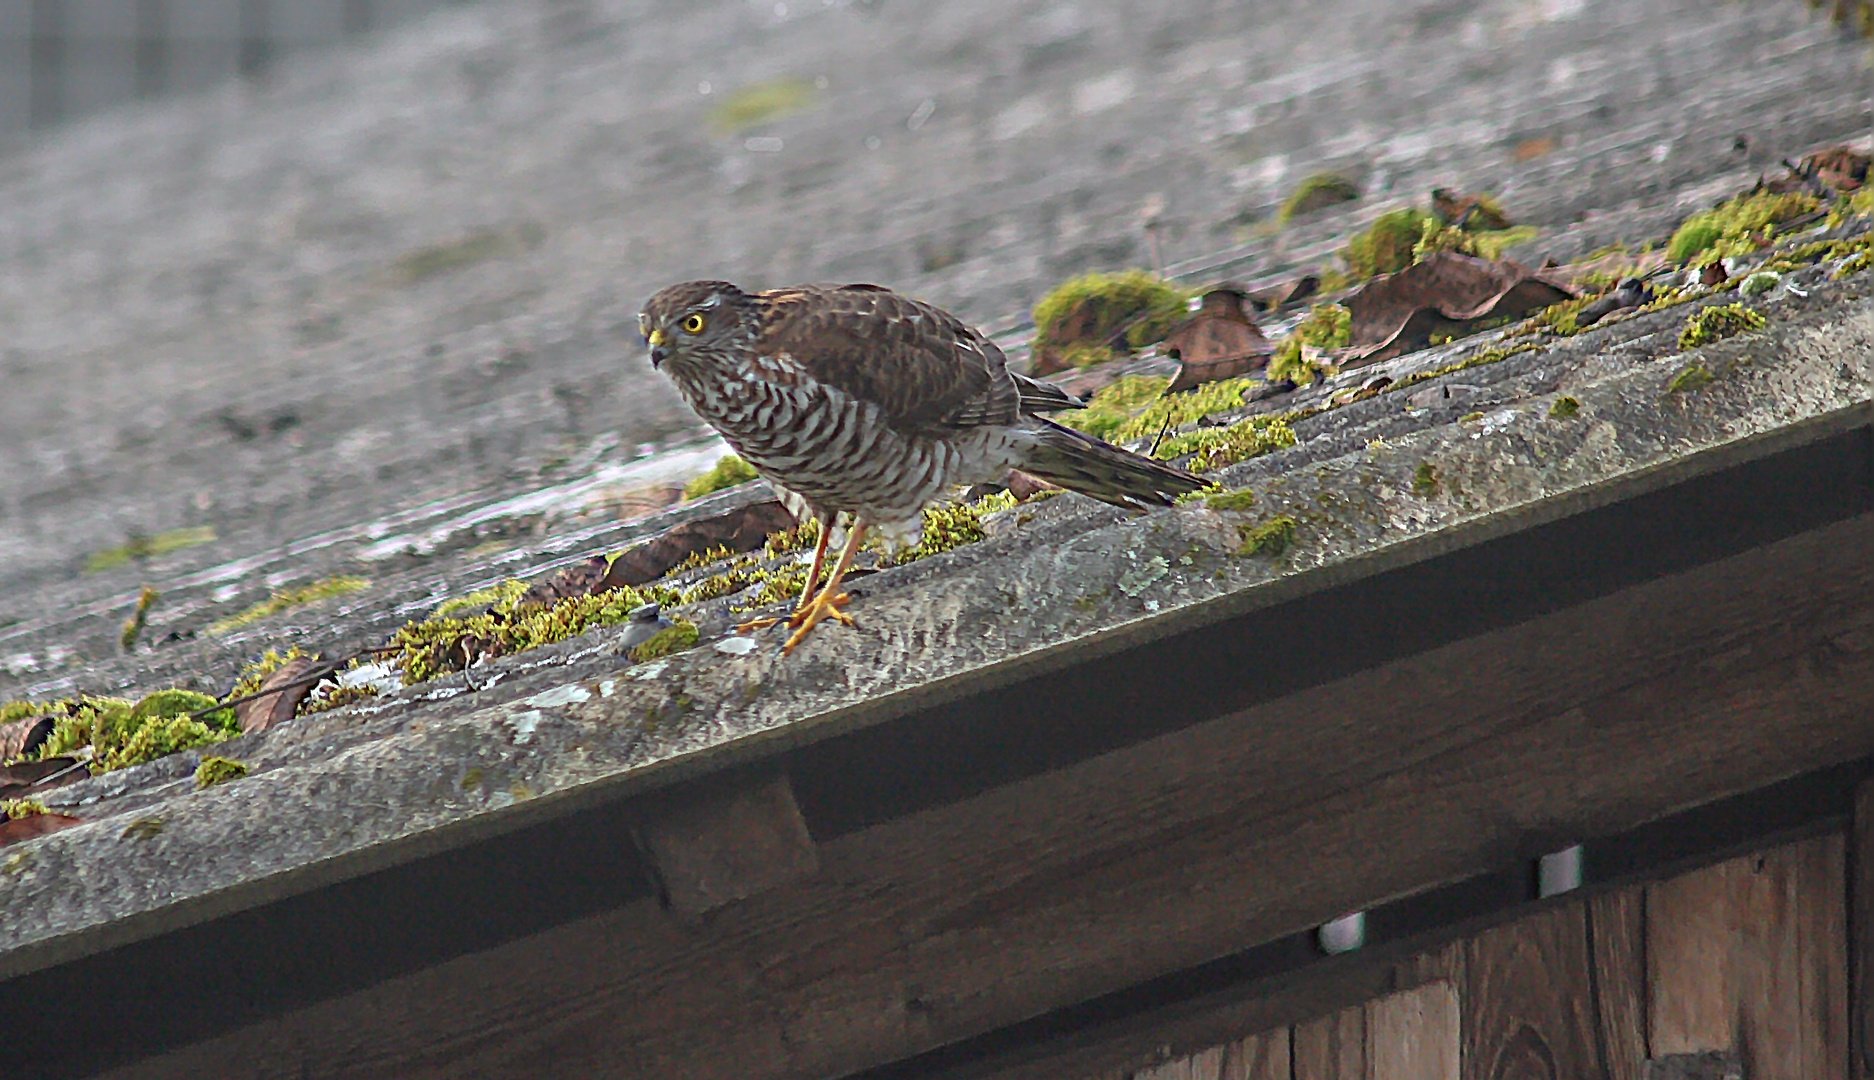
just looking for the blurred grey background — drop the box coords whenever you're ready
[0,0,1868,610]
[0,1,453,135]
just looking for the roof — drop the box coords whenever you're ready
[6,203,1874,1068]
[3,3,1874,1076]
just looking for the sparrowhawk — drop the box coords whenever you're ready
[640,280,1206,652]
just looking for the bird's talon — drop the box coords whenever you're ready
[781,592,858,653]
[734,615,785,634]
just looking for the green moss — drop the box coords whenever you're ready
[893,492,1020,564]
[226,646,312,702]
[629,619,700,662]
[120,586,158,652]
[1413,220,1540,262]
[735,563,811,611]
[210,576,370,635]
[1342,208,1434,279]
[1,799,47,819]
[1413,462,1439,496]
[1666,190,1821,266]
[1157,415,1298,472]
[1667,362,1716,394]
[1549,396,1580,419]
[434,580,528,619]
[1834,253,1871,280]
[1204,487,1259,511]
[1392,343,1541,392]
[389,581,648,684]
[461,767,484,790]
[1678,303,1766,350]
[299,682,380,716]
[84,526,216,573]
[681,566,757,605]
[1268,303,1352,386]
[1032,271,1193,366]
[709,77,814,133]
[394,230,509,284]
[764,517,821,558]
[1279,173,1360,224]
[1459,411,1486,423]
[194,756,248,789]
[1739,271,1780,298]
[1056,374,1177,440]
[683,455,761,500]
[1235,515,1299,557]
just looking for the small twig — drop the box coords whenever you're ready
[1147,412,1177,458]
[188,653,358,721]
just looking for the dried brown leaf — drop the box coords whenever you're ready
[0,716,54,761]
[1163,288,1276,394]
[0,811,84,848]
[0,758,85,800]
[235,657,325,734]
[1338,253,1575,366]
[603,500,801,588]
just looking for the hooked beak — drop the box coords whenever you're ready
[646,327,670,368]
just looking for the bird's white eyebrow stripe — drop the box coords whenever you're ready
[700,294,723,308]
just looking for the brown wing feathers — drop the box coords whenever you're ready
[755,285,1021,430]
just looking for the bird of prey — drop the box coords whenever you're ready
[639,281,1207,652]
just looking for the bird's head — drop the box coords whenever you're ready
[639,280,756,373]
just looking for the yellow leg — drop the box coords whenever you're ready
[736,517,833,634]
[782,521,867,654]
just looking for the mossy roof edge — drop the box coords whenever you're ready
[2,295,1873,981]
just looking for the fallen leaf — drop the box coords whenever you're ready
[0,811,84,848]
[603,500,800,587]
[1337,253,1576,366]
[518,555,613,607]
[0,716,54,761]
[1246,275,1320,312]
[1431,188,1514,231]
[0,758,85,800]
[1800,145,1869,192]
[235,657,327,734]
[1163,287,1276,393]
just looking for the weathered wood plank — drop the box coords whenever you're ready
[1224,1027,1290,1080]
[1294,1004,1366,1080]
[1648,833,1848,1080]
[1368,981,1459,1080]
[100,515,1874,1080]
[1589,887,1650,1080]
[1462,904,1600,1080]
[635,771,817,915]
[1856,777,1874,1080]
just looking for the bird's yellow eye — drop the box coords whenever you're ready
[681,313,707,334]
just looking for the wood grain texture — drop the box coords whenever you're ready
[1295,1004,1366,1080]
[1855,777,1874,1080]
[1648,833,1848,1080]
[1224,1028,1291,1080]
[636,771,818,914]
[1368,982,1460,1080]
[1589,887,1650,1080]
[1462,904,1600,1080]
[100,515,1874,1080]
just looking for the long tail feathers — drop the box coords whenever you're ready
[1017,419,1208,510]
